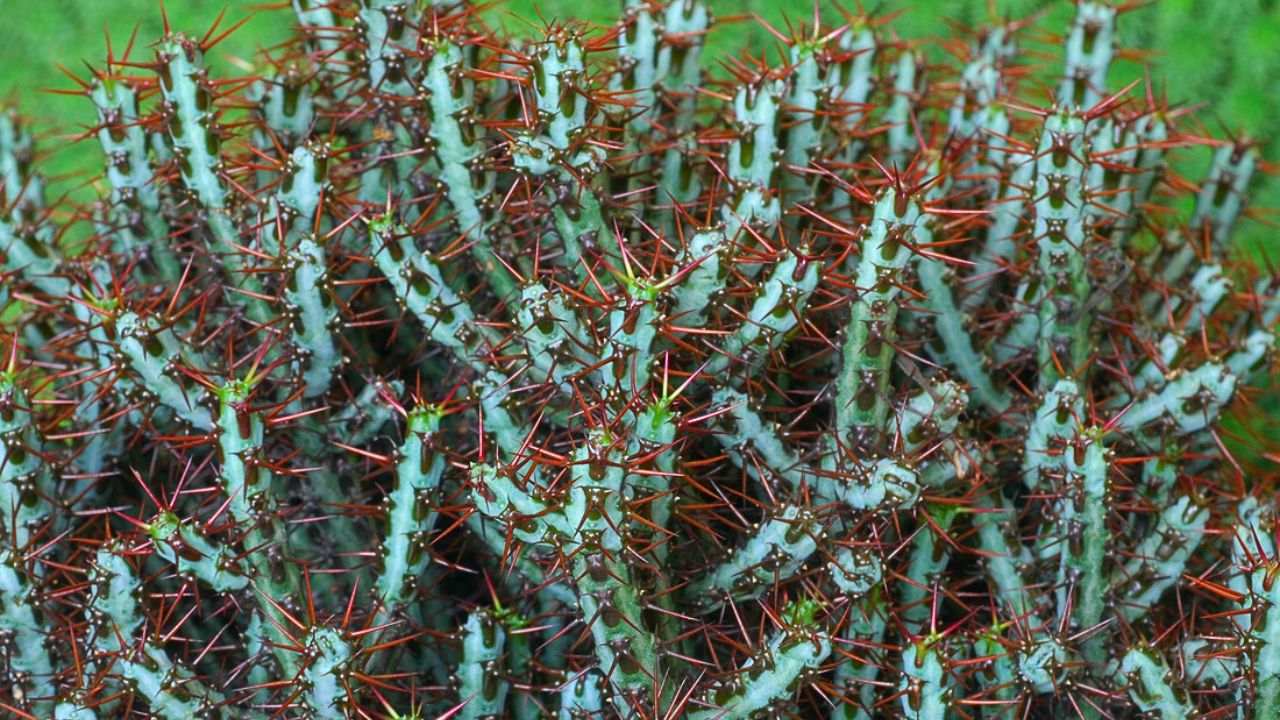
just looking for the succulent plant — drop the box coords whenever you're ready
[0,1,1276,718]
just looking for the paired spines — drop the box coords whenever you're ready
[0,110,63,298]
[1193,140,1259,251]
[1227,497,1280,716]
[155,35,276,324]
[1121,645,1195,718]
[374,403,445,617]
[704,246,819,377]
[214,377,305,676]
[367,213,499,374]
[455,609,509,719]
[0,366,54,551]
[358,0,423,100]
[155,37,228,212]
[687,600,831,720]
[249,64,316,145]
[145,510,250,592]
[419,35,511,298]
[1116,493,1208,623]
[1030,110,1092,388]
[90,78,176,277]
[688,504,820,607]
[470,433,664,707]
[835,188,927,445]
[274,144,341,398]
[0,550,55,714]
[113,310,215,430]
[0,109,46,224]
[654,1,712,214]
[1060,1,1118,109]
[897,636,953,719]
[292,0,346,58]
[84,542,231,719]
[721,79,785,247]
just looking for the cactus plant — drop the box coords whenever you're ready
[0,1,1276,718]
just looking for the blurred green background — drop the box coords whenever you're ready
[2,0,1277,251]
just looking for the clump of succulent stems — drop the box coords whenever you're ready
[0,0,1276,718]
